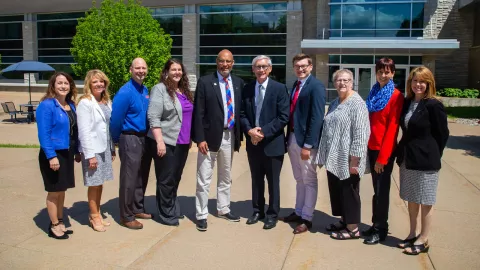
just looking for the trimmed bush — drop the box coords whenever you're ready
[437,88,479,98]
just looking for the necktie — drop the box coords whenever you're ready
[224,77,234,129]
[255,84,265,127]
[290,81,301,129]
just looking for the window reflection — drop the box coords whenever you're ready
[330,1,425,38]
[0,15,23,65]
[199,2,287,83]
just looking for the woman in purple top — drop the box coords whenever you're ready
[147,59,193,226]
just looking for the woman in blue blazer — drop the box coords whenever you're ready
[37,72,80,240]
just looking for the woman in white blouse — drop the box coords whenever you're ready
[316,69,370,240]
[77,70,115,232]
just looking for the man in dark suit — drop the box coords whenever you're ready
[192,49,244,231]
[281,53,326,234]
[240,55,290,230]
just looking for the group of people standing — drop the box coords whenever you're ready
[36,50,449,256]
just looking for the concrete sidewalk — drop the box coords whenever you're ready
[0,115,478,269]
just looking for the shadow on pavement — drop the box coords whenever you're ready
[447,135,480,158]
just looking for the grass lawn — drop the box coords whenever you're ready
[0,144,40,148]
[445,107,480,119]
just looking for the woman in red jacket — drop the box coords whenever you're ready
[363,58,404,244]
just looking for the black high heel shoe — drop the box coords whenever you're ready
[58,218,73,234]
[48,222,69,240]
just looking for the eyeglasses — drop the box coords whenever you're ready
[254,65,270,70]
[217,59,233,64]
[335,79,352,84]
[293,64,311,70]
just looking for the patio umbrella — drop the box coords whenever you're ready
[1,60,55,104]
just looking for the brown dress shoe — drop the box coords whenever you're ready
[293,220,312,234]
[121,219,143,230]
[135,213,152,219]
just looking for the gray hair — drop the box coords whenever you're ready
[332,68,354,82]
[251,55,272,66]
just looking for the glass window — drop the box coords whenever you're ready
[38,20,78,39]
[37,12,84,21]
[341,55,373,64]
[199,2,287,83]
[0,16,23,64]
[330,1,426,38]
[410,56,422,65]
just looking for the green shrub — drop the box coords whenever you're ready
[463,89,479,98]
[437,88,480,98]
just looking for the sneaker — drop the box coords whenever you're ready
[218,212,240,222]
[196,219,208,231]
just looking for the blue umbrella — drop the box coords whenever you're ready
[1,60,55,104]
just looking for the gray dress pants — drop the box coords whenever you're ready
[119,133,152,222]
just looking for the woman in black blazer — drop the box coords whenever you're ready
[396,66,449,255]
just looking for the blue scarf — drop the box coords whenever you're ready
[366,79,395,112]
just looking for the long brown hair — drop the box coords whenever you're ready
[78,69,111,104]
[161,58,193,103]
[406,66,437,100]
[41,72,77,103]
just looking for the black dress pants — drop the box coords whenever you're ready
[119,134,152,222]
[327,171,361,224]
[147,137,189,225]
[247,146,284,219]
[368,148,395,230]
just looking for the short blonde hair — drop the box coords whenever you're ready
[79,69,111,103]
[406,66,436,100]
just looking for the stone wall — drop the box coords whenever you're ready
[286,10,303,87]
[425,0,474,89]
[182,12,198,91]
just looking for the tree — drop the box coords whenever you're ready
[71,0,172,95]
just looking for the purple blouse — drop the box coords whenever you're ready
[176,92,193,144]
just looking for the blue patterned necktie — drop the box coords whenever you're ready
[223,77,234,129]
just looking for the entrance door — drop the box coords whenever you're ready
[340,65,375,100]
[393,68,408,95]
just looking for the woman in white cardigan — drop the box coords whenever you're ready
[77,70,115,232]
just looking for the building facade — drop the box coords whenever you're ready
[0,0,478,101]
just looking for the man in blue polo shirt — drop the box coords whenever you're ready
[110,57,152,230]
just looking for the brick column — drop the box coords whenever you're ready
[22,14,37,84]
[286,10,303,87]
[182,8,197,91]
[315,54,329,86]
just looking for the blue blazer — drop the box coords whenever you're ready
[37,98,77,159]
[287,75,326,149]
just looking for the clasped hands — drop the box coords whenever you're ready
[248,127,264,146]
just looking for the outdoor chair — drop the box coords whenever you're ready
[2,102,22,123]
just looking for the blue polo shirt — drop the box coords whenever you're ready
[110,79,149,143]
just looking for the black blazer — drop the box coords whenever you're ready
[191,72,244,152]
[286,75,326,149]
[396,98,449,171]
[240,78,290,157]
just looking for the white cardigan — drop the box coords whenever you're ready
[77,95,112,159]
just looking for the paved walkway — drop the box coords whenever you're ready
[0,111,479,269]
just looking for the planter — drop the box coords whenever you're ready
[439,97,480,107]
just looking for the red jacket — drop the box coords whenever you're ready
[368,89,405,165]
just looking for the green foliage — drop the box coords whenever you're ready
[437,88,480,98]
[463,89,480,99]
[0,144,40,148]
[71,0,172,96]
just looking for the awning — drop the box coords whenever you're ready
[301,39,460,55]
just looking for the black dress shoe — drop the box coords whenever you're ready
[218,212,240,222]
[196,219,207,231]
[362,225,376,237]
[246,213,265,225]
[280,212,302,223]
[263,217,277,230]
[57,219,73,235]
[363,228,388,245]
[178,214,185,219]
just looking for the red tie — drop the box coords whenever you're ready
[290,81,301,129]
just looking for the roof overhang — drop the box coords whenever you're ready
[301,39,460,55]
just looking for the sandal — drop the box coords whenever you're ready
[325,220,346,232]
[403,241,429,255]
[58,218,74,235]
[330,227,361,240]
[397,236,418,249]
[48,222,69,240]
